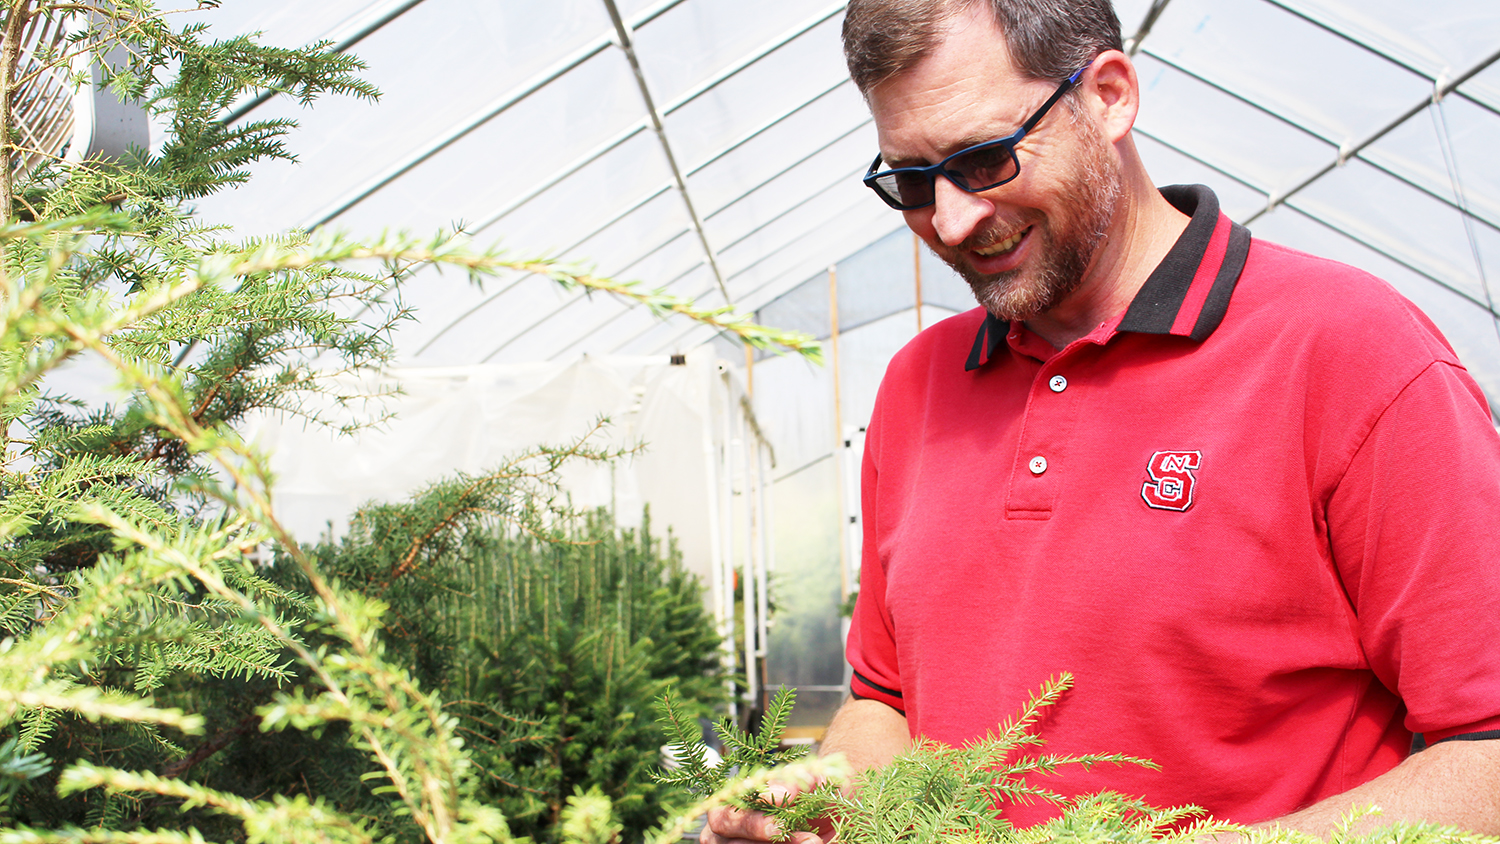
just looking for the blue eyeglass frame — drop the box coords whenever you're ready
[862,63,1092,210]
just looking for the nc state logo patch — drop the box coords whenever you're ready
[1142,451,1201,512]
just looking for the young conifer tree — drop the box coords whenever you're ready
[291,497,727,844]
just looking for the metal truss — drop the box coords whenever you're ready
[428,83,865,363]
[529,154,873,362]
[462,83,866,362]
[1259,0,1500,120]
[1137,47,1500,234]
[602,0,730,303]
[290,0,692,229]
[1134,127,1500,321]
[216,0,1500,364]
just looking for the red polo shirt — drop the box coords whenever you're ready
[848,185,1500,825]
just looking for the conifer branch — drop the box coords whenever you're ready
[206,230,823,361]
[655,677,1156,844]
[58,761,380,844]
[0,828,208,843]
[157,711,258,780]
[0,217,820,365]
[0,685,201,733]
[83,496,458,842]
[0,576,67,599]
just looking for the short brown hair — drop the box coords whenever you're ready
[842,0,1123,94]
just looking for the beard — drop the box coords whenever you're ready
[938,113,1124,321]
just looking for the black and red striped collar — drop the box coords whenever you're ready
[966,184,1251,371]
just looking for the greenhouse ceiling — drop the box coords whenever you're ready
[184,0,1500,395]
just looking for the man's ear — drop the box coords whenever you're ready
[1082,50,1139,144]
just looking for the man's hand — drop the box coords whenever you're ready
[701,782,830,844]
[701,697,910,844]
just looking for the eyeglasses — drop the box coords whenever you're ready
[862,63,1091,210]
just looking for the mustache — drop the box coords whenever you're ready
[961,214,1042,252]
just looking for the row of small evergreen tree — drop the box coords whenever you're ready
[12,491,724,843]
[300,501,727,844]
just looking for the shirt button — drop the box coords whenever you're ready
[1049,375,1068,393]
[1029,456,1048,475]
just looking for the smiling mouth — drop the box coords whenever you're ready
[973,226,1030,257]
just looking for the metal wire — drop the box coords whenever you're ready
[1243,44,1500,224]
[1430,96,1500,347]
[602,0,730,304]
[1132,125,1500,320]
[1131,53,1500,234]
[459,98,870,363]
[1124,0,1174,57]
[1257,0,1500,120]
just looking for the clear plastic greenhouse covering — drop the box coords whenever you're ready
[177,0,1499,727]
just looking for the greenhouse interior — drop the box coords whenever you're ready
[3,0,1500,841]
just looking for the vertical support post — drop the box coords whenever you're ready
[913,232,925,334]
[700,358,735,721]
[737,385,759,720]
[829,264,849,603]
[743,342,772,714]
[745,340,755,397]
[755,438,773,702]
[718,365,740,721]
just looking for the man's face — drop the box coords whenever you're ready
[867,8,1122,321]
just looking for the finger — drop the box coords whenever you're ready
[700,827,826,844]
[764,783,796,807]
[699,830,763,844]
[701,834,795,844]
[766,771,825,800]
[704,806,783,842]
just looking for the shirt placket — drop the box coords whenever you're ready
[1004,342,1084,520]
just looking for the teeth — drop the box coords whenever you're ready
[975,228,1026,257]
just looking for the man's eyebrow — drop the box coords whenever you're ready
[879,152,927,168]
[883,131,1008,168]
[952,131,1003,151]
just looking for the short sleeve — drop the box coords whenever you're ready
[846,414,906,714]
[1327,360,1500,741]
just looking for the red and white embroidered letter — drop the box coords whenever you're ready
[1142,451,1202,512]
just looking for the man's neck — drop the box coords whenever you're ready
[1024,177,1191,349]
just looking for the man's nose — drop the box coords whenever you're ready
[930,175,995,247]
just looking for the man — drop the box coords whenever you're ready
[707,1,1500,842]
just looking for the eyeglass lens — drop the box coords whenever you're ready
[873,142,1020,209]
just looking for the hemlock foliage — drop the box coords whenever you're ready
[0,2,774,841]
[657,677,1500,844]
